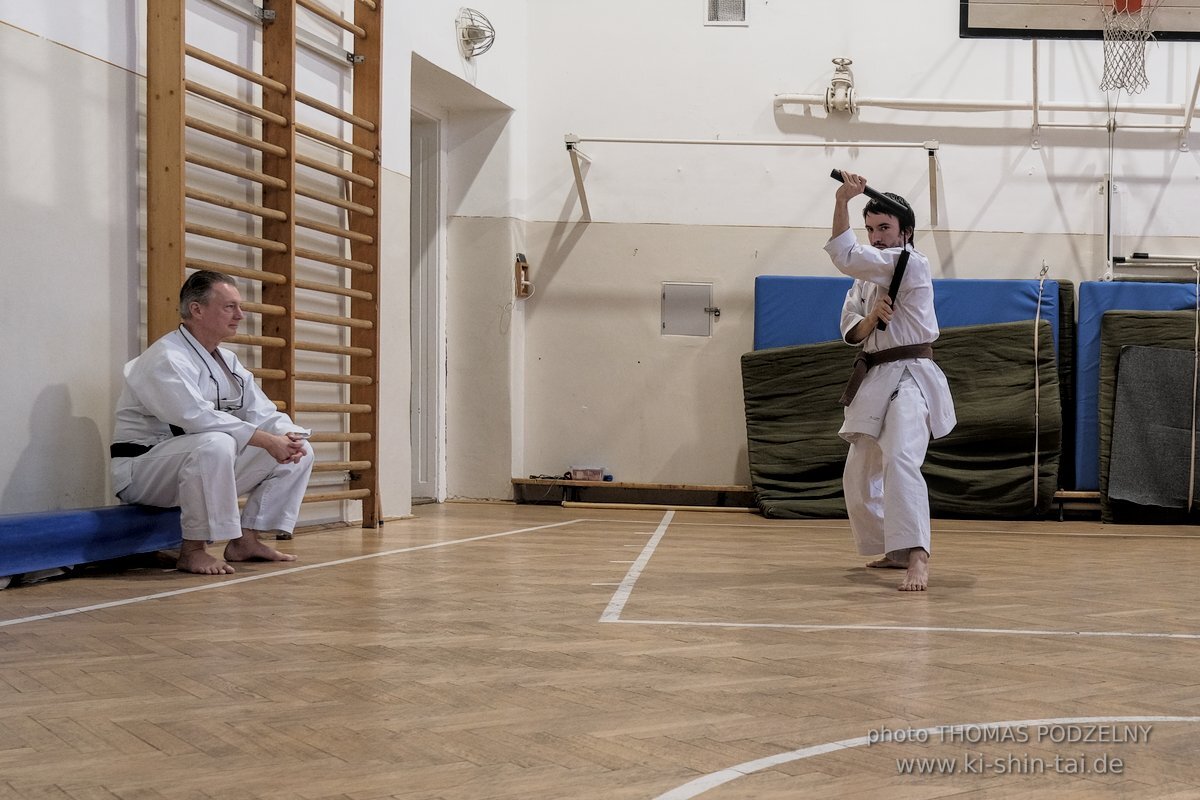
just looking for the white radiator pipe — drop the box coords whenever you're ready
[563,135,941,225]
[571,136,934,148]
[774,92,1192,117]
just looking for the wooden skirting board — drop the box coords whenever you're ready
[512,478,756,509]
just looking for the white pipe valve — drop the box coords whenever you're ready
[825,57,856,114]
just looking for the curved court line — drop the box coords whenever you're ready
[601,510,673,622]
[611,617,1200,640]
[0,519,582,629]
[653,715,1200,799]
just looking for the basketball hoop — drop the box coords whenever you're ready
[1098,0,1160,93]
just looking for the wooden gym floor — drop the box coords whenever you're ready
[2,502,1200,799]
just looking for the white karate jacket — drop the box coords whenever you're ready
[824,229,957,441]
[111,326,308,496]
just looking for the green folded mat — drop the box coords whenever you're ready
[742,319,1061,519]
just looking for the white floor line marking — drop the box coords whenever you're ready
[653,716,1200,800]
[612,617,1200,640]
[574,516,1200,539]
[0,519,583,629]
[601,510,673,623]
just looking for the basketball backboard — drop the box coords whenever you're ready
[961,0,1200,41]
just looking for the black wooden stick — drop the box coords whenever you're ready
[877,249,910,332]
[830,169,909,220]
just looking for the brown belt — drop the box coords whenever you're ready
[838,343,934,407]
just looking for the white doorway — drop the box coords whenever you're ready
[410,111,444,503]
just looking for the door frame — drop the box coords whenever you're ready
[410,108,446,502]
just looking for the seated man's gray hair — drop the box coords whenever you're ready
[179,270,237,319]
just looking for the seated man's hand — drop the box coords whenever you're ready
[251,430,308,464]
[283,434,307,464]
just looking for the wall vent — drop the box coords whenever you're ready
[706,0,747,25]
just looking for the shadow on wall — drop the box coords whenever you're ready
[529,219,591,301]
[1,384,106,515]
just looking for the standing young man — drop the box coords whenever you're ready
[824,172,956,591]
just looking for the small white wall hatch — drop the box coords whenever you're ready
[661,282,718,337]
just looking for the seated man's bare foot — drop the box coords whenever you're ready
[866,557,907,569]
[176,546,235,575]
[224,531,297,563]
[898,549,929,592]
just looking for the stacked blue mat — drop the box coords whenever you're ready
[754,276,1062,352]
[1074,280,1199,492]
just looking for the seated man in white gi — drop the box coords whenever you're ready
[111,270,313,575]
[825,172,956,592]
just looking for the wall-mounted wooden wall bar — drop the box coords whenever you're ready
[147,0,383,527]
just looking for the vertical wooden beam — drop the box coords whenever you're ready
[350,0,382,526]
[260,0,297,414]
[146,0,187,343]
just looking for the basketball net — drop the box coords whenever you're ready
[1099,0,1160,94]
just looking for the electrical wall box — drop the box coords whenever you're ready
[569,466,605,481]
[661,281,715,336]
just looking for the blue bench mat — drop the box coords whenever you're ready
[0,505,181,577]
[1074,280,1199,490]
[754,276,1061,353]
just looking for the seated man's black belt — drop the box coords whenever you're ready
[111,426,185,458]
[839,343,935,407]
[110,442,154,458]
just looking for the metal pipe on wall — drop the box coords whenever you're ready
[564,135,940,225]
[775,91,1193,118]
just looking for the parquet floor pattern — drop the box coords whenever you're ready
[2,503,1199,799]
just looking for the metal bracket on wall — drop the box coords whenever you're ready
[564,134,592,222]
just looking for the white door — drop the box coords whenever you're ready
[410,112,443,502]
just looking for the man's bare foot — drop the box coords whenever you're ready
[866,557,907,569]
[898,548,929,592]
[224,530,297,563]
[176,543,235,575]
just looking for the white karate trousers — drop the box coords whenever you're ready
[118,432,313,542]
[842,370,932,558]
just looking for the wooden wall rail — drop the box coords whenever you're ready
[148,0,383,526]
[186,116,287,156]
[187,188,289,221]
[296,214,374,242]
[297,155,376,187]
[185,45,287,93]
[295,278,373,300]
[298,0,367,38]
[185,80,288,124]
[295,123,375,159]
